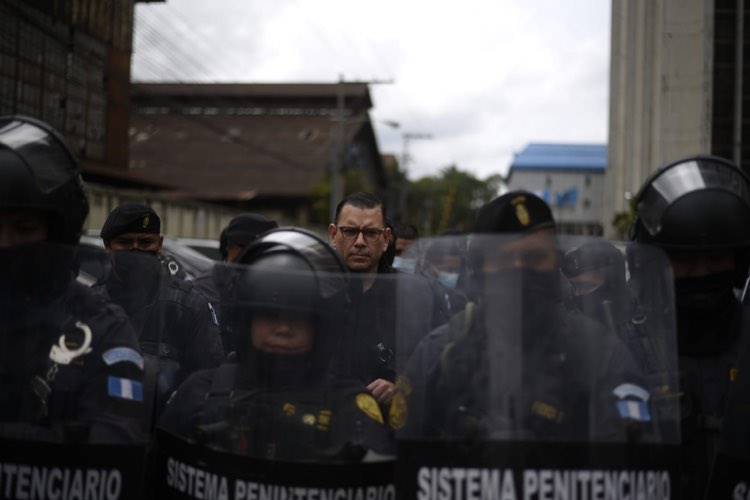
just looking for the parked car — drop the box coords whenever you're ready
[172,237,222,261]
[78,231,216,283]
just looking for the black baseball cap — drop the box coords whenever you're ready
[219,213,278,259]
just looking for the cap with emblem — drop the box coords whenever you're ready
[473,191,555,234]
[219,213,278,260]
[561,240,625,279]
[100,202,161,241]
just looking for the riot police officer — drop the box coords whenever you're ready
[0,115,145,443]
[192,212,278,354]
[158,228,395,461]
[404,191,651,442]
[93,202,225,427]
[630,154,750,498]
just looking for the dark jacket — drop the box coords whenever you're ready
[335,261,433,385]
[409,303,650,443]
[93,262,225,423]
[0,280,146,444]
[158,363,395,461]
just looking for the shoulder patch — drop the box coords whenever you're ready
[107,376,144,402]
[613,383,651,422]
[102,347,144,370]
[355,393,384,425]
[389,392,408,430]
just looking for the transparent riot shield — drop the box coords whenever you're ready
[150,232,397,498]
[706,330,750,498]
[0,242,148,499]
[395,234,680,499]
[89,245,192,435]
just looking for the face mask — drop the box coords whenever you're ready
[437,271,459,289]
[393,256,417,273]
[674,271,736,316]
[106,250,162,308]
[673,271,740,355]
[481,267,562,349]
[0,243,74,326]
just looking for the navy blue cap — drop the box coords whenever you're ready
[100,202,160,241]
[473,191,555,234]
[219,213,278,259]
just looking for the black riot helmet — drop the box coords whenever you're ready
[229,228,350,372]
[0,115,89,245]
[630,155,750,250]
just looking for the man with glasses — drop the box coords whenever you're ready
[328,193,432,408]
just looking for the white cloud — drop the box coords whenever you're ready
[132,0,610,180]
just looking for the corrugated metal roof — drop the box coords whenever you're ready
[127,113,361,200]
[510,143,607,171]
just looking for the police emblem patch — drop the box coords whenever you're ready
[515,203,530,226]
[317,410,332,431]
[355,393,384,424]
[142,215,150,229]
[389,393,408,430]
[302,414,317,426]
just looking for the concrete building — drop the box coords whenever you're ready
[507,143,607,235]
[604,0,749,238]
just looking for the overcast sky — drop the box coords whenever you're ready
[132,0,611,181]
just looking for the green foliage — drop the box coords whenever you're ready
[612,197,638,240]
[407,165,501,236]
[310,162,502,235]
[309,169,375,225]
[310,180,330,225]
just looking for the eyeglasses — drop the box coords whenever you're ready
[337,226,385,242]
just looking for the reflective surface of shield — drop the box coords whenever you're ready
[394,234,680,499]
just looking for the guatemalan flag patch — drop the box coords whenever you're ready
[617,400,651,422]
[613,383,651,422]
[108,376,144,402]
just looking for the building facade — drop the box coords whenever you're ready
[507,143,607,236]
[604,0,750,238]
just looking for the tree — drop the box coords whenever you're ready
[611,197,638,240]
[407,165,501,236]
[310,168,375,225]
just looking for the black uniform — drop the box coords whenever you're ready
[677,300,746,495]
[94,260,224,419]
[159,363,394,461]
[336,260,433,386]
[161,228,396,461]
[0,115,146,444]
[409,300,649,442]
[0,279,145,444]
[629,155,750,498]
[193,265,235,354]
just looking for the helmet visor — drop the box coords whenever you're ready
[0,117,78,194]
[638,158,750,237]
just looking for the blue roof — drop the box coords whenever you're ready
[510,143,607,172]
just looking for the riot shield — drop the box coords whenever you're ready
[0,242,148,499]
[395,234,681,499]
[706,330,750,498]
[150,251,397,497]
[89,244,196,434]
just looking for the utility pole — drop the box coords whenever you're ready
[329,76,394,223]
[399,132,433,221]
